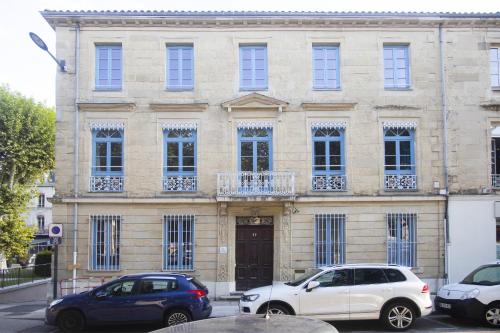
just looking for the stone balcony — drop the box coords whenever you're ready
[217,171,295,198]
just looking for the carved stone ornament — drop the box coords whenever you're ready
[217,263,227,281]
[374,105,420,110]
[236,121,274,129]
[311,121,347,129]
[382,121,417,129]
[89,122,125,131]
[236,216,274,225]
[161,122,198,130]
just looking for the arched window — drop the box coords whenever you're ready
[383,127,415,174]
[92,129,124,176]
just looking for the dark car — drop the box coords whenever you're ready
[45,273,212,333]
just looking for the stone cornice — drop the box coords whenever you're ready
[150,103,208,112]
[41,11,500,30]
[480,102,500,111]
[77,102,136,112]
[222,93,288,112]
[374,104,421,110]
[301,102,357,111]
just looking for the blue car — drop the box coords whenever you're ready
[45,273,212,332]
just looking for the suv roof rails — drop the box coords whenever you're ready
[321,263,404,268]
[119,272,189,279]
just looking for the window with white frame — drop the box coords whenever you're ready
[163,126,197,192]
[163,215,195,271]
[383,45,410,89]
[312,45,340,90]
[90,126,124,192]
[38,193,45,208]
[315,214,346,267]
[37,215,45,232]
[166,45,194,90]
[387,213,416,267]
[491,47,500,89]
[240,45,268,90]
[90,215,121,271]
[312,124,346,191]
[95,45,122,90]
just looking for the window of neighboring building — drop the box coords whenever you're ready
[312,45,340,90]
[163,128,197,192]
[496,221,500,260]
[37,216,45,232]
[384,127,416,176]
[166,45,194,90]
[383,45,410,89]
[312,126,345,191]
[90,215,121,271]
[95,45,122,90]
[163,215,195,270]
[387,213,417,267]
[315,214,346,267]
[38,193,45,208]
[491,47,500,89]
[240,45,268,90]
[491,127,500,188]
[92,129,124,177]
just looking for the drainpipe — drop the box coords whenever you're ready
[438,23,450,285]
[72,23,80,293]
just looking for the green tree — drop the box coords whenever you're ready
[0,86,55,258]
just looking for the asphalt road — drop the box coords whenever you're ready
[0,301,497,333]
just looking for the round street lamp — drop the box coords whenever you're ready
[29,32,66,72]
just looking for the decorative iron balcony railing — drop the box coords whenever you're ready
[492,174,500,189]
[312,175,346,191]
[384,174,417,191]
[217,171,295,197]
[162,176,197,192]
[90,176,124,192]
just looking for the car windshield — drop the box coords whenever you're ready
[285,269,322,286]
[461,265,500,286]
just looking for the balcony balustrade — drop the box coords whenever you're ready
[90,176,124,192]
[312,175,346,191]
[384,174,417,191]
[162,176,197,192]
[217,171,295,197]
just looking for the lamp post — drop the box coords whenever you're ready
[29,32,66,72]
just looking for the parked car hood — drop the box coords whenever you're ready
[243,282,294,298]
[437,283,490,299]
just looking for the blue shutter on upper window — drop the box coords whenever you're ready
[383,45,410,89]
[313,46,340,89]
[167,45,194,90]
[240,45,268,90]
[96,45,122,89]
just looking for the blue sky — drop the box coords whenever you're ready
[0,0,498,107]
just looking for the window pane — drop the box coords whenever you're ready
[399,141,411,155]
[385,156,396,170]
[96,142,107,157]
[241,157,253,172]
[110,157,122,172]
[257,157,269,172]
[354,269,388,285]
[315,156,326,171]
[314,141,326,156]
[182,157,195,171]
[241,142,253,157]
[384,269,407,282]
[167,143,179,158]
[257,141,269,157]
[111,142,122,156]
[183,142,194,157]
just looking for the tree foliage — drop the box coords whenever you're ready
[0,86,55,258]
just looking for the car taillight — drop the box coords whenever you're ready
[188,289,206,298]
[421,284,429,293]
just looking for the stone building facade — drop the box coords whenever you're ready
[42,11,499,296]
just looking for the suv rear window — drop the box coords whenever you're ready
[384,269,407,282]
[188,277,207,290]
[354,268,388,285]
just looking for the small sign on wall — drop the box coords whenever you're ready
[219,246,227,254]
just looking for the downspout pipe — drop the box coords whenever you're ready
[438,23,450,285]
[72,23,80,293]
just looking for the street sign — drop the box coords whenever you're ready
[49,224,63,238]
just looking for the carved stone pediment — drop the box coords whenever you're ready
[221,93,288,112]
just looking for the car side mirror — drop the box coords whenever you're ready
[306,280,320,292]
[95,290,107,300]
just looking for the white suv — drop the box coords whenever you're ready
[239,264,432,331]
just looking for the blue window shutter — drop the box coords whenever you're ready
[167,46,194,90]
[167,47,180,88]
[384,45,409,89]
[313,46,340,89]
[491,48,500,87]
[110,46,122,88]
[383,47,395,88]
[96,45,122,89]
[181,47,193,88]
[240,45,267,90]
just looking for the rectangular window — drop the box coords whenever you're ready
[492,48,500,88]
[383,45,410,89]
[491,127,500,188]
[163,215,195,271]
[240,45,268,90]
[92,129,124,176]
[315,214,346,267]
[95,45,122,90]
[90,215,121,271]
[384,127,415,175]
[167,45,194,90]
[163,128,197,192]
[312,126,346,191]
[37,216,45,231]
[387,213,416,267]
[312,45,340,90]
[38,193,45,208]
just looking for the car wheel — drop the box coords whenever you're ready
[57,310,85,333]
[485,304,500,327]
[164,309,192,327]
[381,302,415,331]
[258,304,291,315]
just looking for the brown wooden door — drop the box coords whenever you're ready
[235,224,274,291]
